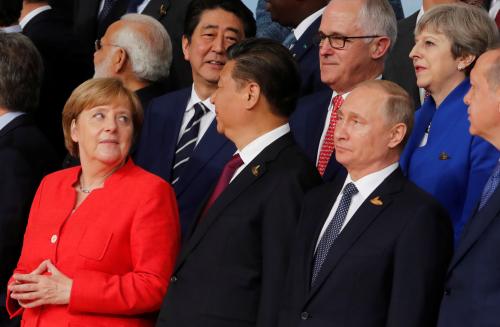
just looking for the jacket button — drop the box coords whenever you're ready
[50,235,58,244]
[300,312,310,320]
[170,276,178,283]
[444,288,451,296]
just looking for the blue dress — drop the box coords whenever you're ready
[400,78,500,242]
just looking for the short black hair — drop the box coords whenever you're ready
[183,0,256,41]
[0,33,43,113]
[0,0,22,26]
[227,38,301,118]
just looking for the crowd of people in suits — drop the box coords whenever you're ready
[0,0,500,326]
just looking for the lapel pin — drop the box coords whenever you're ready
[160,4,168,16]
[251,165,261,177]
[439,152,450,160]
[370,196,383,206]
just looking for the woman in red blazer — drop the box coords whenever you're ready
[6,78,180,326]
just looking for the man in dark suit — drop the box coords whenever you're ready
[92,13,172,108]
[73,0,193,92]
[437,48,500,327]
[20,0,92,159]
[290,0,396,182]
[134,0,256,236]
[383,0,459,109]
[0,32,58,327]
[266,0,329,96]
[279,79,453,327]
[156,37,321,327]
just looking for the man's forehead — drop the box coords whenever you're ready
[320,7,360,34]
[197,9,244,30]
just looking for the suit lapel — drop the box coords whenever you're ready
[301,179,344,297]
[174,134,294,271]
[291,17,321,61]
[448,188,500,272]
[306,169,405,301]
[142,0,170,19]
[306,91,332,161]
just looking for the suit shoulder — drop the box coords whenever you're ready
[399,179,449,217]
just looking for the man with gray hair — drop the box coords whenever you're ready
[0,32,57,327]
[279,79,452,327]
[290,0,397,182]
[94,13,173,108]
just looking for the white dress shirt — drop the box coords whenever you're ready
[19,5,52,29]
[231,123,291,182]
[0,25,22,33]
[293,7,325,41]
[315,162,399,250]
[177,85,216,146]
[0,112,25,132]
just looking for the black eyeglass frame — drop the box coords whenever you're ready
[314,32,381,49]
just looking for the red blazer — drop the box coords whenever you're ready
[6,159,180,327]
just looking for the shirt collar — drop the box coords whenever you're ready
[293,7,325,40]
[238,124,290,165]
[344,162,399,200]
[0,111,25,132]
[20,5,52,29]
[417,6,425,24]
[0,25,22,33]
[187,84,216,114]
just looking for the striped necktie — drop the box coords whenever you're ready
[171,102,207,185]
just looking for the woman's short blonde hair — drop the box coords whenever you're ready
[416,3,499,75]
[62,78,143,156]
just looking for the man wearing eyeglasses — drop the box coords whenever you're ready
[290,0,396,182]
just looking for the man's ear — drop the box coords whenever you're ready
[182,35,190,61]
[113,48,128,74]
[387,123,407,149]
[244,82,260,110]
[370,36,391,60]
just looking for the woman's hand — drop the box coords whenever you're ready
[8,260,73,308]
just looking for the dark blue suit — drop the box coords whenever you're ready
[437,178,500,326]
[134,87,235,236]
[292,16,328,97]
[290,89,345,182]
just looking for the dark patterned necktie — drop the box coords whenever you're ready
[171,102,207,185]
[98,0,118,22]
[479,161,500,211]
[311,182,358,286]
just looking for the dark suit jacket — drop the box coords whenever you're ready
[290,89,346,182]
[155,133,322,327]
[73,0,193,91]
[23,8,92,159]
[278,168,453,327]
[0,114,58,315]
[383,11,420,109]
[437,184,500,327]
[134,87,235,236]
[292,16,328,97]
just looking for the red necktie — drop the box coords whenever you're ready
[495,11,500,29]
[201,154,244,217]
[317,95,344,176]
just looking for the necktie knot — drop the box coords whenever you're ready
[226,154,244,170]
[343,182,358,198]
[332,95,344,112]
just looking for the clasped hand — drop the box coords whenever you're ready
[8,259,73,308]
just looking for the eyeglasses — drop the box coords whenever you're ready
[94,39,122,52]
[314,32,381,49]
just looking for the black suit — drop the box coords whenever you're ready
[438,178,500,326]
[0,114,58,326]
[156,133,322,327]
[23,8,92,159]
[73,0,193,91]
[278,168,453,327]
[383,11,420,109]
